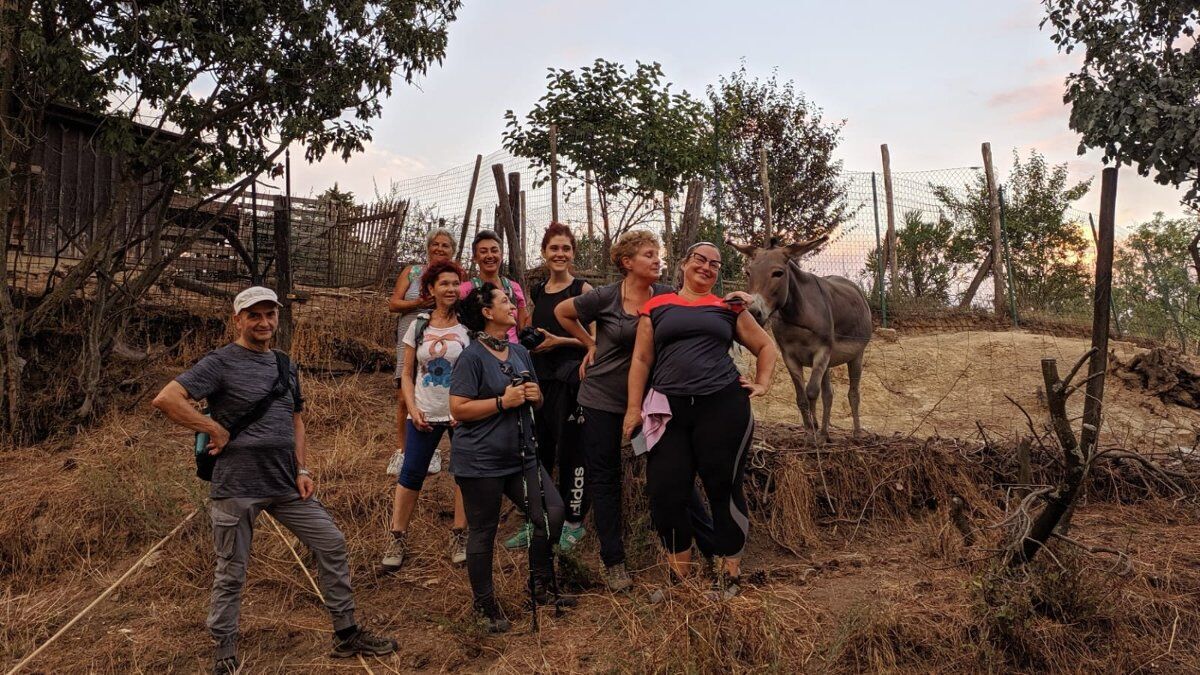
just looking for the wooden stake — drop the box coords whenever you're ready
[458,154,482,263]
[759,146,773,247]
[491,164,525,283]
[880,144,898,286]
[662,191,674,259]
[982,142,1008,316]
[1081,168,1116,455]
[549,124,559,223]
[273,195,293,351]
[520,189,527,255]
[584,170,595,239]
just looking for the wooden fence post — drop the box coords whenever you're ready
[520,189,527,255]
[759,146,773,247]
[678,178,704,269]
[584,170,595,239]
[982,142,1008,316]
[880,144,898,289]
[458,154,482,263]
[1081,168,1117,456]
[549,124,559,223]
[662,192,674,260]
[491,164,525,284]
[272,195,293,351]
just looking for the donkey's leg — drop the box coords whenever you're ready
[805,350,831,444]
[847,352,864,438]
[788,363,814,430]
[820,369,833,441]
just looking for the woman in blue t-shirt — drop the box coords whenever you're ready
[449,283,574,632]
[625,242,777,599]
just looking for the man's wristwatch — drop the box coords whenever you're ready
[298,468,311,477]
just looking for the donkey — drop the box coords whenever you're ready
[729,236,873,440]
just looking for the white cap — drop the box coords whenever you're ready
[233,286,282,314]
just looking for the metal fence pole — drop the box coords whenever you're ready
[998,186,1019,327]
[871,172,887,328]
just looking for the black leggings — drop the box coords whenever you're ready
[534,379,588,524]
[583,406,719,567]
[456,464,565,607]
[646,381,754,558]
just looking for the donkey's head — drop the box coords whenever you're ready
[727,235,829,325]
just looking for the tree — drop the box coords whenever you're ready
[865,211,973,305]
[934,151,1092,315]
[0,0,460,439]
[502,59,713,265]
[1043,2,1200,205]
[708,66,849,246]
[1114,213,1200,353]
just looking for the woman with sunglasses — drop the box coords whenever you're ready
[624,242,777,599]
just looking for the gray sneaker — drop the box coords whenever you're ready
[381,532,406,572]
[450,528,468,564]
[212,655,240,675]
[604,563,634,592]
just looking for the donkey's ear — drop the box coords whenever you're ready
[726,239,759,259]
[785,234,829,259]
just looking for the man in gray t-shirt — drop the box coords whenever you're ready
[152,286,395,673]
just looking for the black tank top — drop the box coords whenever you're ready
[531,278,588,382]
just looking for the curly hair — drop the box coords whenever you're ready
[419,259,465,296]
[610,229,660,275]
[455,282,500,332]
[540,222,577,251]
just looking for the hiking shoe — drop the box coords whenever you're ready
[708,574,742,601]
[502,522,532,549]
[428,450,442,474]
[604,563,634,592]
[386,449,404,476]
[330,627,398,658]
[381,532,406,572]
[450,528,468,565]
[212,656,240,675]
[474,600,511,634]
[532,577,578,608]
[558,522,586,552]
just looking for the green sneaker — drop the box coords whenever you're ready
[558,522,586,552]
[502,522,532,549]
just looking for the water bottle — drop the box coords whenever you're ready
[195,408,211,456]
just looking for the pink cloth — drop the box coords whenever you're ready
[639,388,673,454]
[459,278,526,342]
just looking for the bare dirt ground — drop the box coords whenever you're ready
[751,329,1200,452]
[3,330,1199,673]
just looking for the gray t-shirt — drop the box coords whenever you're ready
[176,343,304,499]
[449,341,539,478]
[573,281,673,414]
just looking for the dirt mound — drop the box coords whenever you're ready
[752,330,1200,452]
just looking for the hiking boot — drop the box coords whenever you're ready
[474,600,511,633]
[532,577,578,608]
[427,450,442,474]
[502,521,532,549]
[381,532,406,572]
[212,655,240,675]
[330,627,398,658]
[450,528,468,565]
[708,574,742,601]
[558,522,586,552]
[603,563,633,592]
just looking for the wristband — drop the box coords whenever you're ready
[298,468,311,477]
[496,396,504,412]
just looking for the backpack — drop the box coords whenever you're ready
[408,312,432,384]
[471,275,514,302]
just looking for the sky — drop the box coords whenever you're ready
[287,0,1192,227]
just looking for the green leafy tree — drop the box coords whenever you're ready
[0,0,460,439]
[934,151,1092,315]
[1042,1,1200,205]
[709,66,849,245]
[503,59,713,265]
[1114,213,1200,352]
[865,211,973,305]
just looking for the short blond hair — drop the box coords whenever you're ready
[610,230,661,275]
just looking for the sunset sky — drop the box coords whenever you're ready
[287,0,1193,228]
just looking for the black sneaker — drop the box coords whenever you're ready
[330,628,398,658]
[212,655,240,675]
[474,600,511,633]
[532,577,578,608]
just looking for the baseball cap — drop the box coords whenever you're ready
[233,286,282,314]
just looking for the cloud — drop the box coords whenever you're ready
[285,141,431,202]
[987,80,1068,124]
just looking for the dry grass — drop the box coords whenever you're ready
[4,351,1200,672]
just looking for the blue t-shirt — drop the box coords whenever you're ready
[449,341,539,478]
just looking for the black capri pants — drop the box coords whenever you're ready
[645,381,754,558]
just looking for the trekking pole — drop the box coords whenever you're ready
[503,365,541,632]
[518,370,564,617]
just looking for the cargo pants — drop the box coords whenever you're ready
[207,495,356,658]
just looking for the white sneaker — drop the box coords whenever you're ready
[427,451,442,475]
[386,449,404,476]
